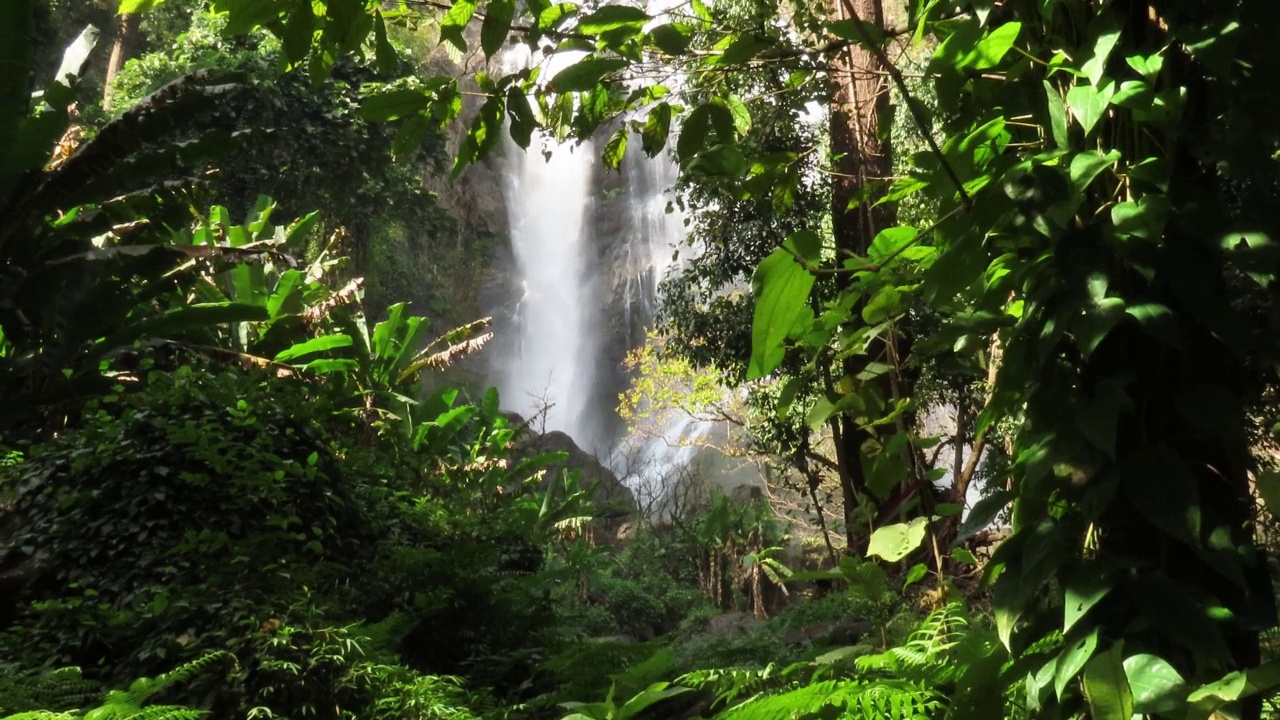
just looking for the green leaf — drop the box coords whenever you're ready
[1125,52,1164,80]
[115,303,270,345]
[828,19,886,46]
[282,0,316,64]
[970,21,1021,69]
[481,0,515,58]
[1187,671,1247,705]
[1111,194,1170,240]
[903,563,929,588]
[216,0,279,35]
[1063,563,1112,634]
[615,683,689,720]
[391,114,432,158]
[1131,573,1232,661]
[1124,445,1199,543]
[119,0,166,14]
[549,57,627,92]
[506,88,536,148]
[440,0,476,51]
[1082,644,1133,720]
[676,104,712,161]
[717,35,766,64]
[275,334,354,362]
[1044,81,1069,148]
[1258,470,1280,519]
[784,229,822,265]
[1054,627,1099,700]
[722,94,751,136]
[688,144,746,176]
[1080,14,1121,86]
[603,127,628,170]
[324,0,374,54]
[577,4,647,33]
[862,285,902,324]
[1067,81,1115,136]
[373,12,397,73]
[641,102,672,157]
[1123,654,1188,715]
[869,226,918,261]
[747,246,815,379]
[1125,302,1181,347]
[537,3,575,31]
[648,23,691,55]
[953,489,1012,545]
[866,517,930,562]
[1068,149,1120,199]
[360,89,430,121]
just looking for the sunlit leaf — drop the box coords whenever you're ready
[866,517,930,562]
[748,245,815,379]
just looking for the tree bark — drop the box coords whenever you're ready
[102,12,140,112]
[827,0,894,549]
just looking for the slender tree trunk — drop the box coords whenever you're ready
[102,12,140,112]
[827,0,894,549]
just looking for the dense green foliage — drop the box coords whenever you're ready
[4,0,1280,719]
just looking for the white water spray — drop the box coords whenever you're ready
[499,130,599,444]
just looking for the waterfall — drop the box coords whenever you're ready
[620,138,683,345]
[498,135,600,446]
[494,50,745,502]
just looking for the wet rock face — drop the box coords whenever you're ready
[527,430,636,512]
[502,413,636,518]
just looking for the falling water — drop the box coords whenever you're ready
[619,128,684,344]
[496,48,744,500]
[498,133,600,444]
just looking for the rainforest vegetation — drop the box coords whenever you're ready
[2,0,1280,718]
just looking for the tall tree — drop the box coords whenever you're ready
[102,11,139,111]
[825,0,903,549]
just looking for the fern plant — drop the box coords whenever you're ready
[0,653,227,720]
[0,667,101,716]
[675,603,1011,720]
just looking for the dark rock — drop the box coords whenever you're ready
[503,413,637,520]
[526,430,636,514]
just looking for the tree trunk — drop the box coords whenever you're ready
[102,12,140,112]
[827,0,894,549]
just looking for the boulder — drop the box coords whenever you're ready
[502,413,636,521]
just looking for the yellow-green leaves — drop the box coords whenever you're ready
[1067,81,1115,136]
[602,128,628,170]
[1122,654,1188,716]
[865,517,930,562]
[640,102,672,157]
[440,0,476,52]
[118,0,167,14]
[747,231,818,380]
[1082,644,1133,720]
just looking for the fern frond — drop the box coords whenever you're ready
[0,666,102,715]
[678,665,783,707]
[110,706,207,720]
[714,678,942,720]
[110,651,228,710]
